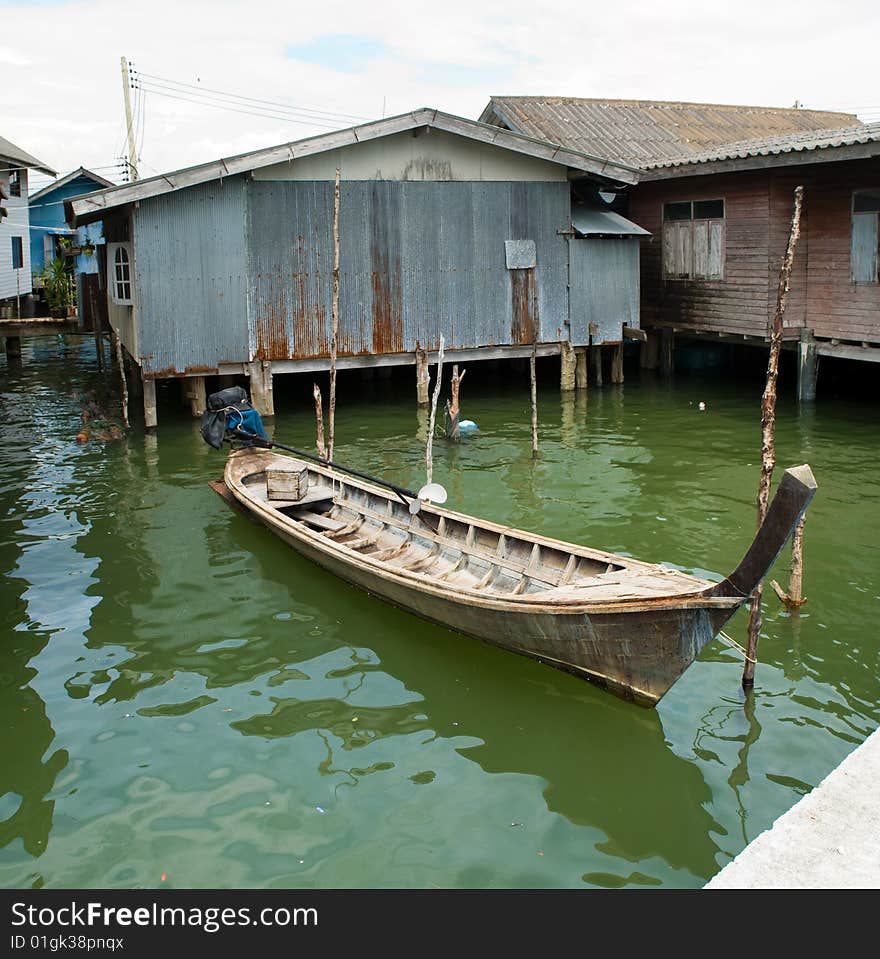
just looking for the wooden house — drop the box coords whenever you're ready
[480,99,880,396]
[66,109,647,427]
[0,135,56,314]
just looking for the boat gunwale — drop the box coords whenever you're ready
[224,450,738,616]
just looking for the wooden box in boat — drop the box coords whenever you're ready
[212,449,816,706]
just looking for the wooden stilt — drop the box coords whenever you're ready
[797,328,818,403]
[591,345,603,387]
[640,331,660,370]
[610,343,624,384]
[416,348,429,406]
[247,361,274,417]
[143,376,157,431]
[575,347,588,390]
[560,341,576,392]
[188,375,206,417]
[5,335,21,358]
[660,328,674,375]
[744,185,804,688]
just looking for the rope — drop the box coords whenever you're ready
[718,630,757,664]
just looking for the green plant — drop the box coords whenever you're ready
[41,256,73,310]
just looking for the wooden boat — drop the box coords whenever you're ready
[212,449,816,706]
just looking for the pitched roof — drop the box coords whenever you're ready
[28,166,115,203]
[0,134,56,176]
[642,121,880,173]
[480,97,862,169]
[67,107,640,225]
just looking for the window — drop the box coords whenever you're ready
[11,236,23,269]
[852,190,880,284]
[108,242,133,305]
[9,170,21,197]
[662,199,725,280]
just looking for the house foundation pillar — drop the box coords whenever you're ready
[610,343,624,383]
[415,349,429,406]
[575,347,588,390]
[640,331,660,369]
[797,329,818,403]
[143,377,157,431]
[591,345,603,387]
[5,335,21,358]
[660,328,675,375]
[560,341,576,392]
[248,361,275,417]
[188,376,207,417]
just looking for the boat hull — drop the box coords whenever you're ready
[218,460,734,705]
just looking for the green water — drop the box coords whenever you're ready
[1,336,878,890]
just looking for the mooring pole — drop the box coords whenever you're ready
[529,341,539,458]
[743,185,804,687]
[327,167,340,461]
[426,335,445,484]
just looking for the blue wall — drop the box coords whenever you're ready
[29,174,105,274]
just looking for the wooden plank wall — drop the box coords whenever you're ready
[629,157,880,344]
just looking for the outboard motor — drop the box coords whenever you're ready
[200,385,269,450]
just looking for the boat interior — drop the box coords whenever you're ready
[236,456,714,603]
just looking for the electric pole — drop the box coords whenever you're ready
[121,56,138,181]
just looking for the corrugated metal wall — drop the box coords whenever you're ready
[569,238,640,345]
[245,179,570,359]
[133,178,248,375]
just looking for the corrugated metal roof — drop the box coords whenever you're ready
[0,134,56,176]
[68,108,640,224]
[480,98,862,169]
[571,206,650,237]
[644,121,880,170]
[28,167,114,203]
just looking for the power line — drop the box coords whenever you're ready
[134,69,371,123]
[131,82,352,130]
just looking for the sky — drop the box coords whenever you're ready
[4,0,879,193]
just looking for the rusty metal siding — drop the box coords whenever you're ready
[245,179,570,358]
[133,178,248,375]
[569,238,640,345]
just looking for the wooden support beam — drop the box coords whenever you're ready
[610,343,624,384]
[247,360,275,417]
[660,328,674,375]
[143,376,157,431]
[575,347,588,390]
[415,348,429,406]
[797,329,818,403]
[591,345,603,386]
[188,376,206,417]
[560,341,576,392]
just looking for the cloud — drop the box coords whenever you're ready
[284,34,389,73]
[1,0,877,184]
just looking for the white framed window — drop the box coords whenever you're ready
[852,190,880,284]
[662,199,725,280]
[108,242,133,305]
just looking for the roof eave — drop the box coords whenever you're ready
[68,107,637,224]
[640,139,880,180]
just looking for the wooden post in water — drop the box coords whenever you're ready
[771,514,807,608]
[529,341,539,458]
[111,329,130,429]
[313,383,327,459]
[610,343,624,384]
[327,167,340,461]
[415,348,430,406]
[575,348,588,390]
[743,185,804,687]
[445,364,465,441]
[425,335,445,485]
[591,345,603,387]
